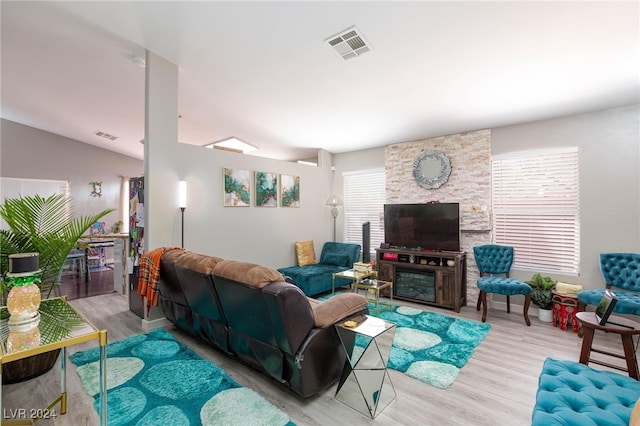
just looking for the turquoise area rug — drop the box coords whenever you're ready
[320,294,491,389]
[69,328,294,426]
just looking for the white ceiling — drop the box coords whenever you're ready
[2,1,638,161]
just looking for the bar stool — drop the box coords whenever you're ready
[63,248,88,281]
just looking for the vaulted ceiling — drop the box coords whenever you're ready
[2,1,638,161]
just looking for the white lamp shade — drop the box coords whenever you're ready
[326,194,343,206]
[179,180,187,208]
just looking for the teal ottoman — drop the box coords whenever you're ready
[532,358,640,425]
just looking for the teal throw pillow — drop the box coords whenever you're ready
[322,253,350,267]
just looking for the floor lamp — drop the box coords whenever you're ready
[326,195,343,242]
[179,180,187,247]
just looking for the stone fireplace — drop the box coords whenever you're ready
[385,129,492,302]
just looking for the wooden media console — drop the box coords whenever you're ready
[375,248,467,312]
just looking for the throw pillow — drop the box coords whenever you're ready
[295,241,317,267]
[630,398,640,426]
[322,253,350,267]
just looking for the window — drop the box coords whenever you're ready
[492,148,580,275]
[1,178,70,229]
[343,169,385,260]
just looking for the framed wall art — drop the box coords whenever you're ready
[280,174,300,207]
[223,168,251,207]
[255,171,278,207]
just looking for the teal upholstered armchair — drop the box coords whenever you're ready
[473,244,532,326]
[577,253,640,316]
[278,242,361,297]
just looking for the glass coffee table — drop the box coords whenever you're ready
[332,269,376,295]
[352,279,393,315]
[334,315,396,418]
[0,297,108,425]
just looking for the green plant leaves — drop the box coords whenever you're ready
[38,298,88,343]
[0,298,88,347]
[526,273,556,309]
[0,194,114,298]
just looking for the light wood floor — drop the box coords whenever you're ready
[2,292,632,426]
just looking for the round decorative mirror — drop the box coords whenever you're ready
[412,150,451,189]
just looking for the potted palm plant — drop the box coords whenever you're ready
[526,273,556,322]
[0,193,113,382]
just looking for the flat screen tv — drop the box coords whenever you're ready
[384,203,460,251]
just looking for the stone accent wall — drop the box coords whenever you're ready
[385,129,492,302]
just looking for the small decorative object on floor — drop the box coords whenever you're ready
[5,253,42,350]
[538,308,553,323]
[552,290,580,332]
[527,273,556,322]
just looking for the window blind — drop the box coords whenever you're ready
[343,169,386,259]
[1,177,70,230]
[492,148,580,275]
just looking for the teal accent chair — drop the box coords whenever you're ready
[473,244,532,326]
[278,242,361,297]
[577,253,640,315]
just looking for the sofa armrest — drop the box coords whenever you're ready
[310,293,367,328]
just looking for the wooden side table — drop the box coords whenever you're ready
[576,311,640,379]
[552,291,579,333]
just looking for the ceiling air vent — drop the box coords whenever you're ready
[93,130,118,141]
[326,27,371,60]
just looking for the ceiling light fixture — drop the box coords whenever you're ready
[204,137,258,153]
[325,26,371,60]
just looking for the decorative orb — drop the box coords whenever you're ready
[7,284,41,317]
[7,324,41,353]
[5,252,42,321]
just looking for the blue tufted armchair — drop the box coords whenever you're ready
[473,244,532,326]
[577,253,640,316]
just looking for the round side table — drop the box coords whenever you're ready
[551,291,579,333]
[576,311,640,380]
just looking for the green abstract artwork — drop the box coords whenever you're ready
[280,174,300,207]
[255,171,278,207]
[223,168,251,206]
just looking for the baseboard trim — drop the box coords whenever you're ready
[141,317,171,331]
[491,299,544,316]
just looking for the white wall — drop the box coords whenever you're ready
[144,51,181,253]
[160,143,335,268]
[491,104,640,289]
[0,119,143,229]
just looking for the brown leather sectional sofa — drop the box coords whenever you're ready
[157,250,368,398]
